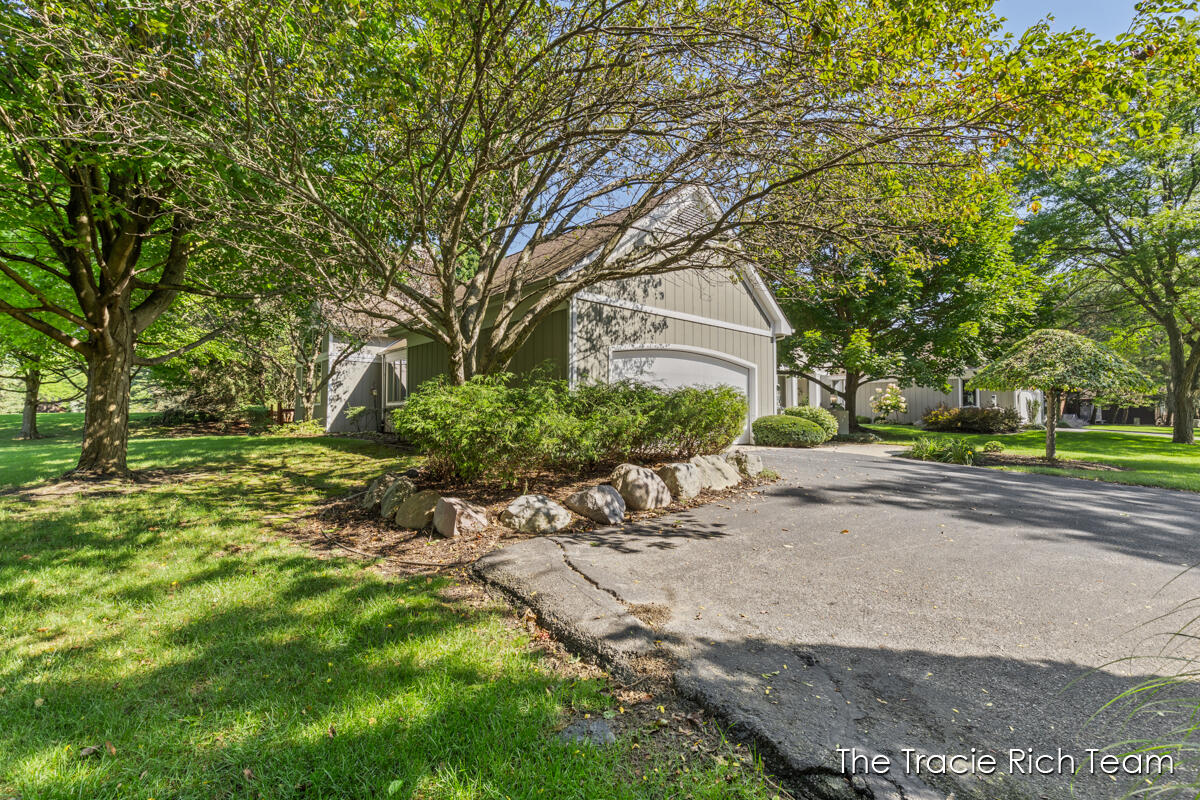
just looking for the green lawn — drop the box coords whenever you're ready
[866,423,1200,492]
[0,413,777,800]
[1087,424,1176,435]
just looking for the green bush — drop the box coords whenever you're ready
[751,415,826,447]
[904,436,978,465]
[392,375,747,483]
[921,405,1021,433]
[983,440,1005,453]
[834,431,882,444]
[782,405,837,441]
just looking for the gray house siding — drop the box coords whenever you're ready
[315,335,390,432]
[405,308,570,392]
[579,268,772,331]
[572,295,777,422]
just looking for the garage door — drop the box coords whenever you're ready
[609,347,755,443]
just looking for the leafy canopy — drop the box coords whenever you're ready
[970,329,1150,396]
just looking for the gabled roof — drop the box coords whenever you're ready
[385,186,793,339]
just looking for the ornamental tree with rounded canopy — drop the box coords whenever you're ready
[968,329,1149,460]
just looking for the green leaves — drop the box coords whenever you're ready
[969,329,1151,396]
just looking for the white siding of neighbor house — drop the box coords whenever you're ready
[852,379,1044,424]
[571,266,779,422]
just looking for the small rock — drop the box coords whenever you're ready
[655,462,703,500]
[610,463,672,510]
[559,717,617,746]
[688,455,740,490]
[564,484,626,525]
[379,477,417,518]
[433,497,489,538]
[726,448,764,478]
[392,489,441,529]
[500,494,573,533]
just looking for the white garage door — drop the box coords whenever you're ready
[609,347,755,443]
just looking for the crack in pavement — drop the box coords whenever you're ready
[551,536,627,604]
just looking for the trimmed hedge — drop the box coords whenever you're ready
[782,405,838,440]
[921,405,1021,433]
[392,374,747,483]
[751,415,826,447]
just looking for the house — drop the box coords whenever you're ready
[779,369,1046,425]
[314,187,793,442]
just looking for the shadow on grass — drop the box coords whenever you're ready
[0,495,631,800]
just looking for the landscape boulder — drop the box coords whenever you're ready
[726,448,764,478]
[564,484,626,525]
[610,464,672,511]
[379,477,417,518]
[361,472,406,511]
[433,497,489,538]
[688,455,741,491]
[655,463,703,501]
[500,494,574,534]
[392,489,441,530]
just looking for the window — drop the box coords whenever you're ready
[961,383,977,407]
[383,355,406,407]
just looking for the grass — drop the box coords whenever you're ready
[867,423,1200,492]
[1087,423,1177,435]
[0,413,778,800]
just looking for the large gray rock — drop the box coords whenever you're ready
[392,489,441,529]
[726,448,764,478]
[361,472,406,511]
[379,477,417,518]
[655,462,703,501]
[433,497,489,538]
[688,455,741,491]
[610,464,672,511]
[500,494,574,534]
[564,484,626,525]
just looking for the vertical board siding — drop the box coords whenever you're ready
[406,309,570,391]
[588,267,773,330]
[573,298,775,420]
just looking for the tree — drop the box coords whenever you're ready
[0,4,251,476]
[1016,90,1200,443]
[970,328,1149,459]
[765,179,1042,428]
[0,320,84,439]
[155,0,1184,386]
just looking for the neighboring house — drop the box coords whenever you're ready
[779,369,1046,425]
[317,187,793,442]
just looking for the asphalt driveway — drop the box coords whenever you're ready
[477,447,1200,800]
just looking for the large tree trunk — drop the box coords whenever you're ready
[75,311,134,477]
[1170,387,1196,445]
[1045,389,1059,460]
[17,362,42,440]
[1165,330,1198,444]
[843,372,862,432]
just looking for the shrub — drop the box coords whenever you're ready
[782,405,837,441]
[856,415,874,425]
[921,404,1021,433]
[983,440,1005,453]
[834,431,882,444]
[393,374,747,483]
[904,436,978,465]
[870,383,908,420]
[263,419,326,438]
[241,405,273,432]
[751,415,826,447]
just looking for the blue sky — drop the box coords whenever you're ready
[992,0,1138,39]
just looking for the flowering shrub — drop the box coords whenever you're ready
[870,384,908,421]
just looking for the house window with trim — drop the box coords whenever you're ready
[383,354,406,408]
[961,384,978,407]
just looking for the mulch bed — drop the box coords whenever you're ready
[978,453,1126,471]
[286,462,776,578]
